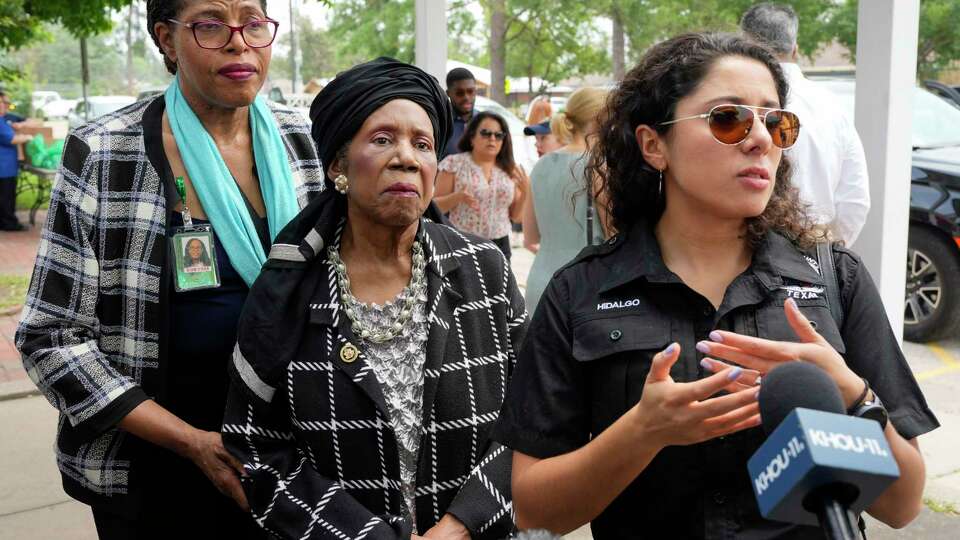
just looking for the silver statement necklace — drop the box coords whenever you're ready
[327,241,427,344]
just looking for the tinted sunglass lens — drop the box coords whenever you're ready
[709,106,753,144]
[766,110,800,148]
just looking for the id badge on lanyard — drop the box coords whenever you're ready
[171,176,221,292]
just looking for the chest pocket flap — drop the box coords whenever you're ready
[572,314,671,362]
[757,300,846,354]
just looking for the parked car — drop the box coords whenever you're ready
[815,77,960,341]
[923,80,960,110]
[67,96,136,128]
[31,91,62,113]
[38,99,78,121]
[474,95,537,174]
[136,88,165,101]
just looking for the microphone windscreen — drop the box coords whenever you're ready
[759,362,845,434]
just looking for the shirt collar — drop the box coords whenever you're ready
[779,62,806,84]
[598,219,824,294]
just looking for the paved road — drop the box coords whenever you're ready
[0,235,957,538]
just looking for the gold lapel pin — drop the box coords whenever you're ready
[340,342,359,363]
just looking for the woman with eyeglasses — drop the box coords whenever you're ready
[15,1,323,538]
[492,33,936,538]
[434,111,529,260]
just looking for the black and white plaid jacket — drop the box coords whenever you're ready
[15,97,324,511]
[223,194,527,539]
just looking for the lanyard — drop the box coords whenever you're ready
[174,176,194,229]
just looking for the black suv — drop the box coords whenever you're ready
[815,78,960,342]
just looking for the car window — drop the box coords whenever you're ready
[817,79,960,149]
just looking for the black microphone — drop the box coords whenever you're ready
[749,363,899,540]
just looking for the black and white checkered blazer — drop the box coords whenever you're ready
[223,194,527,539]
[15,96,324,509]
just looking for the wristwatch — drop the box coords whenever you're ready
[852,389,889,430]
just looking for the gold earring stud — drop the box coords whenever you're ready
[334,174,349,195]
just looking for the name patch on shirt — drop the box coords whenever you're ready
[597,298,642,311]
[779,285,824,300]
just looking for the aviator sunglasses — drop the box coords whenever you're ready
[659,104,801,149]
[479,128,506,141]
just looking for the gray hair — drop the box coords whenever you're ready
[740,3,799,56]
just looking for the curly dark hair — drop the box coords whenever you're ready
[147,0,269,75]
[587,32,822,248]
[458,111,518,176]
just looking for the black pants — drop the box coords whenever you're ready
[0,175,20,229]
[491,235,512,261]
[91,450,267,540]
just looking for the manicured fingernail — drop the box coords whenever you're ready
[727,367,743,381]
[709,331,723,342]
[664,343,677,355]
[696,342,710,354]
[753,388,761,399]
[699,358,712,370]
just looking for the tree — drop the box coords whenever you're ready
[327,0,417,71]
[274,15,338,81]
[489,0,507,102]
[619,0,838,64]
[830,0,960,80]
[1,0,133,46]
[503,1,609,90]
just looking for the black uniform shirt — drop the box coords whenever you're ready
[493,220,939,540]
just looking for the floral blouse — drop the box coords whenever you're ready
[439,152,517,240]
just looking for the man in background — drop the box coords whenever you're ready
[0,91,31,231]
[444,67,477,157]
[742,3,870,245]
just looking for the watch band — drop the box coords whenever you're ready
[847,377,871,414]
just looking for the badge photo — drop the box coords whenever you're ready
[172,227,221,292]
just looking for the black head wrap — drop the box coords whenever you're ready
[309,57,454,183]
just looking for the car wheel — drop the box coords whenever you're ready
[904,225,960,342]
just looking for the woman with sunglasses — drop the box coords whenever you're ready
[15,1,323,538]
[492,32,936,538]
[434,111,529,260]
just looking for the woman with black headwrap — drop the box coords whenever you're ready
[222,57,526,539]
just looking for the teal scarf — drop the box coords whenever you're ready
[165,76,299,286]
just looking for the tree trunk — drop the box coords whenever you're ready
[126,2,136,95]
[490,0,507,103]
[612,1,625,80]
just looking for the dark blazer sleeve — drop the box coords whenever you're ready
[445,248,528,538]
[222,264,412,540]
[834,246,939,440]
[15,132,148,440]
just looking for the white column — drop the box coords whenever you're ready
[850,0,920,342]
[415,0,448,86]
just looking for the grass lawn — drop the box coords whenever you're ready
[0,275,30,312]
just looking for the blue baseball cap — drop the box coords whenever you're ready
[523,120,551,136]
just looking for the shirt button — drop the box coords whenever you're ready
[713,492,726,505]
[609,329,623,341]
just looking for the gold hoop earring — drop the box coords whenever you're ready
[334,174,349,195]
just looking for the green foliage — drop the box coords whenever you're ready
[503,0,610,86]
[1,0,133,50]
[327,0,416,70]
[831,0,960,80]
[273,15,338,80]
[9,24,170,98]
[0,66,33,114]
[621,0,838,63]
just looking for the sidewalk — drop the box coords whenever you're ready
[0,210,42,396]
[0,230,957,538]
